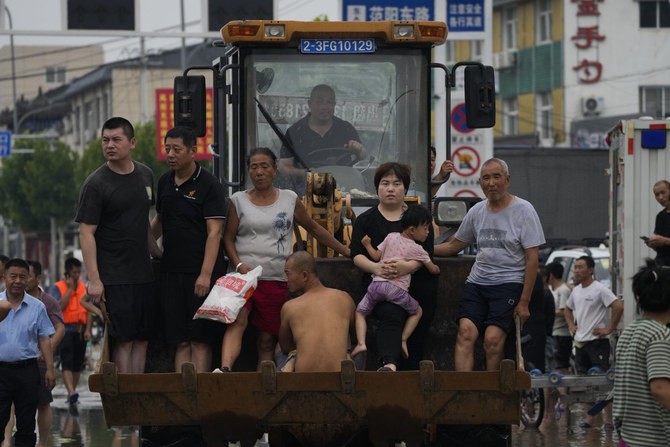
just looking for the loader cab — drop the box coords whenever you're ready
[221,21,443,204]
[175,20,494,210]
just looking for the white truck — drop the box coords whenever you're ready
[608,118,670,327]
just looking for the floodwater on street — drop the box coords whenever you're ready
[45,408,130,447]
[512,406,616,447]
[24,342,615,447]
[34,406,617,447]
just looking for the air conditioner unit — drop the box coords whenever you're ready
[492,51,517,70]
[582,96,604,116]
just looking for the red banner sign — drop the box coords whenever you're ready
[155,88,214,160]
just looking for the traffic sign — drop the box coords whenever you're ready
[447,0,485,33]
[451,103,474,133]
[343,0,434,22]
[452,146,481,177]
[0,130,11,157]
[454,189,479,197]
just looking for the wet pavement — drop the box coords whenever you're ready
[40,408,617,447]
[512,406,616,447]
[40,402,617,447]
[26,343,617,447]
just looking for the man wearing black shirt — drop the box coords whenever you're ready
[647,180,670,266]
[278,85,365,183]
[151,126,227,372]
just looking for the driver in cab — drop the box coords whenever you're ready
[278,84,366,180]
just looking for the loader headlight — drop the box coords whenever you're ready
[393,25,414,38]
[265,25,286,38]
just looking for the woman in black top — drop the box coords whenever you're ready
[350,162,438,371]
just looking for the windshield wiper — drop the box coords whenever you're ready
[254,98,309,170]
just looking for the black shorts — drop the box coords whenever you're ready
[161,272,223,345]
[553,335,573,370]
[574,338,610,374]
[59,330,87,372]
[105,283,157,342]
[456,282,524,335]
[37,362,53,406]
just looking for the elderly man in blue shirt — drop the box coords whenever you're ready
[0,258,55,447]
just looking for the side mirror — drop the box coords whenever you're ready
[464,65,496,128]
[174,75,206,137]
[434,197,481,226]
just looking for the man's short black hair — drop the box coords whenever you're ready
[65,257,82,274]
[27,260,42,276]
[102,117,134,139]
[0,255,8,266]
[164,126,197,148]
[4,258,29,272]
[401,205,432,230]
[577,255,595,269]
[546,262,564,279]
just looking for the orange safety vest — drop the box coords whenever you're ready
[56,280,87,325]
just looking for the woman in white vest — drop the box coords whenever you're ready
[219,147,349,371]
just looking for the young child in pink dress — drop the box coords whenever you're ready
[351,205,440,361]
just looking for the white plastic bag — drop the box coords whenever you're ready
[194,265,262,324]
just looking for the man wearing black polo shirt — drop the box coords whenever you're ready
[151,126,227,373]
[0,258,55,447]
[278,84,365,192]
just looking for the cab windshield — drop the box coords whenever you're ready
[243,49,430,202]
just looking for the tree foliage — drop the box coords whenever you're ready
[1,121,174,233]
[0,139,78,231]
[133,120,169,179]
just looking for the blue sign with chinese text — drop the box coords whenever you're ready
[447,0,485,32]
[0,131,11,157]
[343,0,433,22]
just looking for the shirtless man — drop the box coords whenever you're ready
[278,251,355,372]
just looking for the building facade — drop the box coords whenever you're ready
[32,43,220,155]
[0,45,104,129]
[479,0,669,148]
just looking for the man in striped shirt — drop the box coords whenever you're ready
[613,260,670,447]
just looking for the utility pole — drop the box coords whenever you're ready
[140,36,147,123]
[2,3,18,133]
[180,0,186,72]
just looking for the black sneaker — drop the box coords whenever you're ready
[68,392,79,404]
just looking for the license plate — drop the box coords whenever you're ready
[300,38,376,54]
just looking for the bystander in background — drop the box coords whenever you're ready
[0,255,8,293]
[0,259,56,447]
[565,255,623,430]
[613,259,670,447]
[3,260,65,447]
[429,146,453,198]
[547,261,573,413]
[50,258,88,405]
[645,180,670,266]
